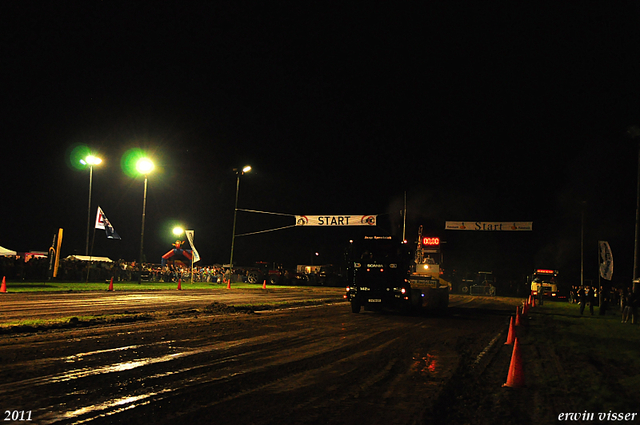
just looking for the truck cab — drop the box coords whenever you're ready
[345,236,413,313]
[530,269,559,298]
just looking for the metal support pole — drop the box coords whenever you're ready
[85,165,93,256]
[581,204,584,289]
[402,190,407,242]
[634,144,640,280]
[229,172,241,268]
[138,175,148,284]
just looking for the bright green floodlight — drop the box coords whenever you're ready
[173,227,185,236]
[136,157,154,175]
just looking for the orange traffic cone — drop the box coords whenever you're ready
[503,337,525,388]
[108,277,114,291]
[262,278,267,289]
[227,279,231,289]
[0,276,6,293]
[177,279,182,290]
[515,306,522,326]
[504,316,515,345]
[531,296,536,308]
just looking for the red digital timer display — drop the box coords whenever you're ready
[422,237,440,246]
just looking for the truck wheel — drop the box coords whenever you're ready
[247,272,259,284]
[351,301,361,313]
[461,285,469,294]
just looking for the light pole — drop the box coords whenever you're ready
[136,157,154,283]
[626,126,640,281]
[229,165,251,268]
[81,155,102,256]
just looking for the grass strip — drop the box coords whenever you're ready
[528,301,640,413]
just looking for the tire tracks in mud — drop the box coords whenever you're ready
[95,315,444,425]
[425,304,563,425]
[0,296,524,424]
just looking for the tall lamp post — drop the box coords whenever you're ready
[627,126,640,282]
[136,157,154,283]
[81,155,102,255]
[229,165,251,268]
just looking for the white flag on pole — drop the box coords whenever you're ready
[185,230,200,263]
[598,241,613,280]
[95,206,121,240]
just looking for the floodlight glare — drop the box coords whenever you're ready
[87,155,102,165]
[136,158,154,174]
[173,227,184,236]
[81,155,102,166]
[242,165,252,173]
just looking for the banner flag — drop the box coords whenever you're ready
[295,215,377,226]
[445,221,533,231]
[598,241,613,280]
[95,206,121,240]
[185,230,201,263]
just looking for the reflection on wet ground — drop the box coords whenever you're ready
[0,296,521,424]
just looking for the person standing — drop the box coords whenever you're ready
[599,286,608,316]
[588,286,596,315]
[622,287,631,323]
[578,286,587,315]
[537,282,544,305]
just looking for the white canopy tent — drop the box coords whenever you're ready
[65,255,114,263]
[0,246,17,256]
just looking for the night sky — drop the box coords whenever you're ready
[3,2,640,286]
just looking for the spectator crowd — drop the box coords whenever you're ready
[0,254,231,284]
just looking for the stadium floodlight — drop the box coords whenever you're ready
[136,157,154,175]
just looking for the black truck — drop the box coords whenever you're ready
[345,235,449,313]
[345,236,413,313]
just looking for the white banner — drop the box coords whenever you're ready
[185,230,201,263]
[599,241,613,280]
[445,221,533,231]
[295,215,377,226]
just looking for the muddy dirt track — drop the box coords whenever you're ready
[0,287,345,323]
[0,291,522,424]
